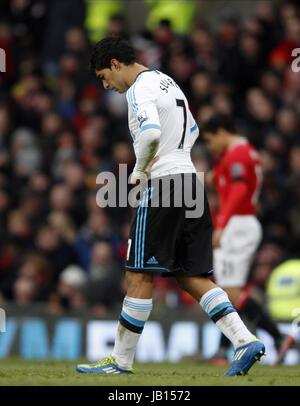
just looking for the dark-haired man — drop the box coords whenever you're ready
[202,114,294,365]
[77,37,265,376]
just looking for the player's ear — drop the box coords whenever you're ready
[218,128,226,137]
[111,59,121,71]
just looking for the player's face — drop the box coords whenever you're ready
[203,131,226,154]
[95,64,127,93]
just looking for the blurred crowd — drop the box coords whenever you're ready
[0,0,300,315]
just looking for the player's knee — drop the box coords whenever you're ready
[125,271,154,297]
[175,274,198,299]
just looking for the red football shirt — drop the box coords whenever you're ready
[213,139,262,229]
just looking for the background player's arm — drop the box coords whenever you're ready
[216,181,248,229]
[205,171,215,188]
[213,161,248,247]
[213,181,248,248]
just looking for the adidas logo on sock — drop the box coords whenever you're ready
[146,256,159,265]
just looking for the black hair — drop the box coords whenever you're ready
[90,37,136,71]
[201,114,236,134]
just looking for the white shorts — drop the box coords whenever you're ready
[213,216,262,288]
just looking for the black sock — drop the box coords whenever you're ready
[220,333,231,350]
[243,298,281,345]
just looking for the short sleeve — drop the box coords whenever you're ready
[228,160,247,181]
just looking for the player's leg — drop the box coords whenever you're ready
[176,188,265,375]
[175,273,265,375]
[112,176,186,370]
[208,285,271,366]
[77,178,185,374]
[210,286,294,365]
[77,186,157,374]
[176,187,256,352]
[176,273,256,349]
[212,216,262,307]
[111,271,154,370]
[76,270,154,374]
[112,176,189,371]
[209,286,244,365]
[215,217,292,361]
[109,184,156,370]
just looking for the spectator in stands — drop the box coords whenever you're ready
[1,0,300,314]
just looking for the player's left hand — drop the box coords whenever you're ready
[212,228,223,248]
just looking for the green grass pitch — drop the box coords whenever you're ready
[0,358,299,386]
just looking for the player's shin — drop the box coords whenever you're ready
[112,296,153,369]
[200,287,255,349]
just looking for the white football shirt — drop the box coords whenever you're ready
[126,70,199,179]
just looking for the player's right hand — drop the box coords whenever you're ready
[205,171,215,187]
[212,228,223,248]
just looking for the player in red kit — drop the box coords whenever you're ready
[213,138,262,267]
[202,114,294,365]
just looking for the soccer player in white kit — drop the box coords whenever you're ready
[76,37,265,376]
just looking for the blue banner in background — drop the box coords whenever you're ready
[0,315,299,364]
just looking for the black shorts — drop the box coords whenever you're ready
[125,173,213,277]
